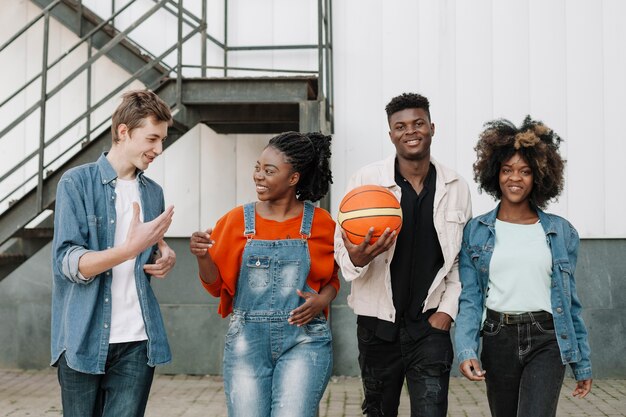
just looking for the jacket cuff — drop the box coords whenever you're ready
[456,348,478,364]
[62,246,95,284]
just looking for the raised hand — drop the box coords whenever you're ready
[124,203,174,258]
[190,228,214,258]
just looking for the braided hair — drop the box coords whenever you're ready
[473,116,565,209]
[267,131,333,202]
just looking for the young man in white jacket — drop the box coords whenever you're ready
[335,93,472,417]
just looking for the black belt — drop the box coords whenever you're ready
[486,309,552,325]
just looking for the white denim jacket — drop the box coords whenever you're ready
[334,155,472,323]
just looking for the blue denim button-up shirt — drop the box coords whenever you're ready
[51,153,171,374]
[454,205,592,381]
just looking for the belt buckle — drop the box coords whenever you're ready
[503,313,511,325]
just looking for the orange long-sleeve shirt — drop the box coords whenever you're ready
[201,205,340,318]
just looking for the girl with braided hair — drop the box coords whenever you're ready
[454,117,592,417]
[190,131,338,417]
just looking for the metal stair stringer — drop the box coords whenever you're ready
[29,0,170,87]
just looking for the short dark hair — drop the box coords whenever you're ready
[385,93,431,121]
[473,116,565,209]
[267,131,333,202]
[111,90,172,143]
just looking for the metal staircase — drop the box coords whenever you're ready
[0,0,334,281]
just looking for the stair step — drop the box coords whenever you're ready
[14,228,54,239]
[0,253,28,266]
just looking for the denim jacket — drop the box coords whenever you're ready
[454,205,592,381]
[51,153,171,374]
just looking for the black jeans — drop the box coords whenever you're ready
[481,314,566,417]
[357,321,453,417]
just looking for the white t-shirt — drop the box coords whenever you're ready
[485,219,553,314]
[109,178,148,343]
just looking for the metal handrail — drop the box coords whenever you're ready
[0,0,333,217]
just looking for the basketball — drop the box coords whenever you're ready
[338,185,402,245]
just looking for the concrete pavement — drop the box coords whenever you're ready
[0,368,623,416]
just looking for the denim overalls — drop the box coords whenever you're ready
[223,201,333,417]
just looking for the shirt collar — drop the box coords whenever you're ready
[97,152,146,186]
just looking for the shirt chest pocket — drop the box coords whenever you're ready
[445,210,466,246]
[246,255,271,288]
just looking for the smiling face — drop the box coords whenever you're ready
[253,146,299,202]
[116,116,168,174]
[388,107,435,162]
[499,152,534,206]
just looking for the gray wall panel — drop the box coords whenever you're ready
[1,238,624,378]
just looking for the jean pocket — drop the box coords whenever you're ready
[357,325,376,344]
[481,318,502,336]
[303,317,330,337]
[246,255,270,288]
[278,259,300,287]
[534,319,556,334]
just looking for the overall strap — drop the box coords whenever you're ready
[243,203,256,239]
[299,201,315,238]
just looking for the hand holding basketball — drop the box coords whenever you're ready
[341,226,396,267]
[338,185,402,245]
[338,185,401,267]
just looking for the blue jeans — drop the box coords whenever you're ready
[57,341,155,417]
[357,321,453,417]
[223,313,333,417]
[481,314,566,417]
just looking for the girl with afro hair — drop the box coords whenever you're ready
[454,117,592,417]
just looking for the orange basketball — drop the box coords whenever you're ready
[338,185,402,245]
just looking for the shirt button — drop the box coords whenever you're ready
[384,259,388,264]
[104,323,109,329]
[556,307,562,313]
[112,180,116,185]
[389,314,392,319]
[561,334,567,339]
[105,298,109,303]
[110,219,115,224]
[106,271,111,275]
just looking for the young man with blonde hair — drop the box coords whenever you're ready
[51,90,176,417]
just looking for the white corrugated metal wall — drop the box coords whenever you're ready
[1,0,625,237]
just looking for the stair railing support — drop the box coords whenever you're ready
[37,12,50,212]
[176,0,183,108]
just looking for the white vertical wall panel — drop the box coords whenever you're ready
[332,0,385,193]
[430,1,458,174]
[454,0,494,217]
[199,126,240,231]
[603,0,626,237]
[565,0,605,237]
[147,125,201,237]
[528,0,568,217]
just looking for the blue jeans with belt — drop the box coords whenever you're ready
[222,202,333,417]
[481,310,566,417]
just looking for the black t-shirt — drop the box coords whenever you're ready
[357,161,444,341]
